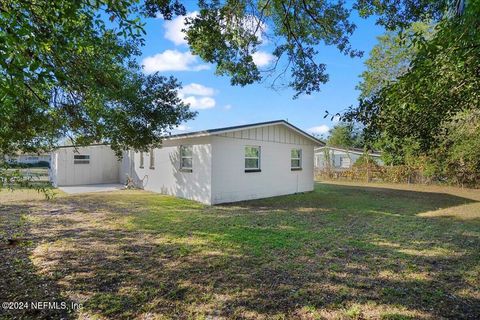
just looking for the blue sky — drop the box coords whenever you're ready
[138,7,385,138]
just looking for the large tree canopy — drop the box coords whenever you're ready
[0,0,459,157]
[185,0,453,97]
[356,22,433,100]
[0,0,196,156]
[342,0,479,184]
[345,1,479,158]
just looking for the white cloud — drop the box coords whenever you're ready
[241,15,268,44]
[142,50,209,73]
[180,83,215,96]
[224,104,232,110]
[163,12,198,46]
[178,83,216,110]
[182,96,216,110]
[252,51,275,67]
[308,125,330,135]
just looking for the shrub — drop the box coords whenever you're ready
[353,153,378,167]
[426,110,480,187]
[6,161,50,169]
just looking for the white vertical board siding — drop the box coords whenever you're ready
[49,152,58,186]
[120,150,134,184]
[218,124,312,145]
[211,125,315,204]
[52,145,121,186]
[123,137,212,204]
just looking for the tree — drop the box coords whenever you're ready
[428,109,480,186]
[0,0,459,159]
[344,0,479,167]
[0,0,196,158]
[185,0,452,98]
[326,123,364,148]
[357,22,433,100]
[352,22,433,164]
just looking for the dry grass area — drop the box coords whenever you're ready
[0,182,479,319]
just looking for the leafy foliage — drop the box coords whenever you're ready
[352,153,378,167]
[326,123,364,148]
[186,0,359,98]
[0,0,196,157]
[428,110,480,187]
[357,22,433,100]
[0,0,459,159]
[353,0,448,29]
[185,0,453,98]
[345,0,480,185]
[0,162,54,197]
[0,0,468,163]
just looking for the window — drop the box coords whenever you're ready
[180,145,193,171]
[149,148,155,169]
[74,154,90,164]
[340,156,351,168]
[139,152,144,168]
[315,155,320,168]
[245,146,260,172]
[291,149,302,170]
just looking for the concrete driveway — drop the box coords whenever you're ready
[59,183,125,194]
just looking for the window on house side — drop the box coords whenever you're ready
[340,156,351,168]
[139,152,144,168]
[149,148,155,169]
[245,146,260,171]
[74,154,90,164]
[180,145,193,171]
[291,149,302,170]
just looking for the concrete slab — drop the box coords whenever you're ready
[59,183,125,194]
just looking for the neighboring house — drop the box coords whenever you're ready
[50,120,324,205]
[314,146,383,171]
[5,154,51,165]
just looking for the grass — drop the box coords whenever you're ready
[0,181,479,319]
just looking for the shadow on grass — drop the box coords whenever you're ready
[1,183,479,319]
[0,205,74,320]
[227,183,478,218]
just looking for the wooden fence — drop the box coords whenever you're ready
[315,165,430,185]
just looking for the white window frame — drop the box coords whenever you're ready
[291,149,302,170]
[180,145,193,172]
[139,151,144,168]
[245,146,261,172]
[340,156,351,168]
[73,154,90,165]
[149,148,155,169]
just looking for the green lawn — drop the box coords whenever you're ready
[1,182,479,319]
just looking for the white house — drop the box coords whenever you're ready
[50,120,324,205]
[314,146,383,171]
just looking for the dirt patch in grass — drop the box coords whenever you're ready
[1,183,479,319]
